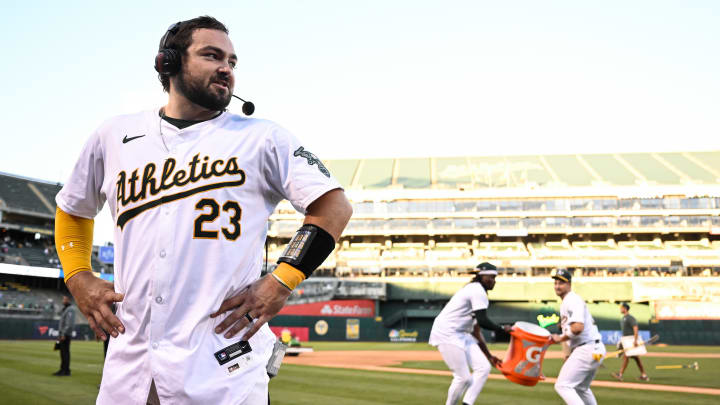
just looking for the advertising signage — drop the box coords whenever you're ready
[278,299,375,318]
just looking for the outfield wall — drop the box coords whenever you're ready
[1,310,716,345]
[0,318,94,340]
[269,276,720,345]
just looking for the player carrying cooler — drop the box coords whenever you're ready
[550,269,606,405]
[429,262,511,405]
[54,16,352,404]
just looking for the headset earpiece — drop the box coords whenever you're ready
[154,22,183,76]
[155,48,181,75]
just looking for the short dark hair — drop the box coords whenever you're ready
[157,16,229,92]
[621,302,630,311]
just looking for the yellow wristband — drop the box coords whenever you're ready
[55,207,94,282]
[272,262,306,291]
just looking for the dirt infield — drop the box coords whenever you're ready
[284,350,720,396]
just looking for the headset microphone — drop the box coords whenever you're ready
[232,95,255,116]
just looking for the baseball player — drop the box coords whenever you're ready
[611,303,649,382]
[429,262,511,405]
[550,269,606,405]
[54,16,352,404]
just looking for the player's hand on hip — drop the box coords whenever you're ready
[65,271,124,341]
[210,274,292,340]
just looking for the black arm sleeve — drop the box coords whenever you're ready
[473,309,505,335]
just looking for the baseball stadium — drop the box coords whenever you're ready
[1,150,719,404]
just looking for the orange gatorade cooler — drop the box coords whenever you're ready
[498,321,552,386]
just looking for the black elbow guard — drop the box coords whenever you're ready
[277,224,335,278]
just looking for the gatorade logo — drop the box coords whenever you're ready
[526,346,543,363]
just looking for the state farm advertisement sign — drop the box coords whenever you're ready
[279,300,375,318]
[655,301,720,320]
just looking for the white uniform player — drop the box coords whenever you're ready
[429,263,507,405]
[54,17,351,405]
[551,269,606,405]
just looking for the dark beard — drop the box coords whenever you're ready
[176,70,232,111]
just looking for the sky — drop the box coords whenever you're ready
[1,1,719,244]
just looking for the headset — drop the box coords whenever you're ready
[154,22,183,76]
[154,21,255,115]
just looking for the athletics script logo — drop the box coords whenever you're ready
[294,146,330,178]
[114,154,246,229]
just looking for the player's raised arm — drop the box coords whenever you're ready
[211,189,352,340]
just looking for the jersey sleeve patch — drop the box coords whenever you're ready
[293,146,330,178]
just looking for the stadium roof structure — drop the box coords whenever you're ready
[0,172,61,219]
[325,151,720,190]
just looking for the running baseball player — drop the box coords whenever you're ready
[550,269,605,405]
[611,303,649,382]
[429,262,511,405]
[54,16,352,404]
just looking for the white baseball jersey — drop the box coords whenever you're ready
[559,291,601,349]
[429,282,488,348]
[56,108,341,405]
[556,291,605,404]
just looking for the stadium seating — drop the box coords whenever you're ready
[474,242,529,259]
[3,148,720,279]
[356,158,393,189]
[580,154,637,185]
[326,151,720,189]
[395,158,431,189]
[0,173,60,215]
[659,153,716,183]
[0,280,66,318]
[545,155,595,186]
[381,243,426,269]
[436,157,472,188]
[690,151,720,177]
[620,153,683,184]
[336,243,382,270]
[324,159,359,187]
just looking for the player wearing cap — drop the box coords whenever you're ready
[54,16,352,404]
[429,262,511,405]
[550,269,606,405]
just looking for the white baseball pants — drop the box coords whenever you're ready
[437,342,491,405]
[555,343,605,405]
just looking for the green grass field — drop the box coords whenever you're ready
[1,340,718,404]
[399,357,720,389]
[302,341,720,354]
